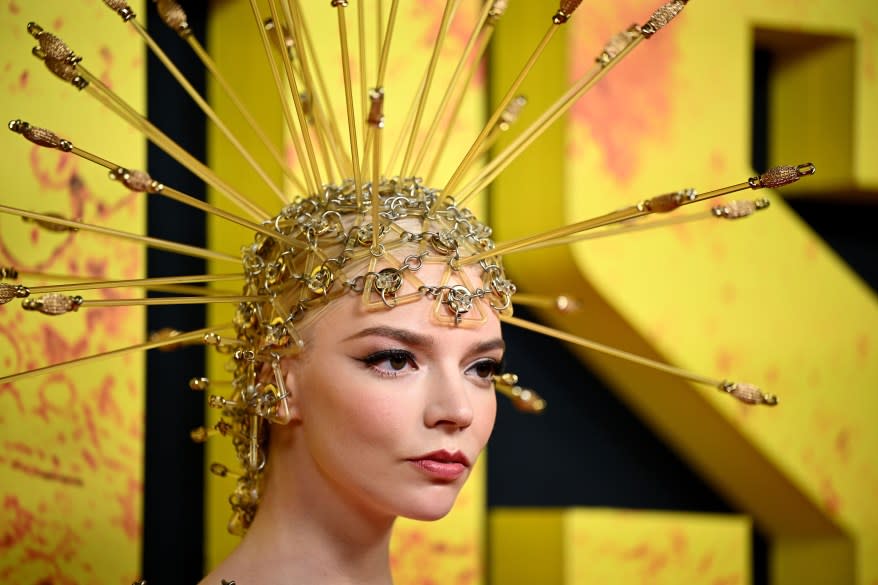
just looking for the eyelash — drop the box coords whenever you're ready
[358,350,503,381]
[468,359,502,380]
[360,349,417,377]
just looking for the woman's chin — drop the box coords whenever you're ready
[402,506,456,522]
[395,488,464,522]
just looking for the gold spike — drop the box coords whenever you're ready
[8,120,303,247]
[383,19,474,176]
[369,90,385,251]
[0,205,241,264]
[150,0,305,191]
[145,284,236,296]
[457,1,695,203]
[375,0,384,69]
[22,273,242,295]
[459,166,815,266]
[398,0,462,178]
[101,0,137,22]
[266,0,324,191]
[493,372,547,413]
[0,324,232,384]
[108,167,306,248]
[22,24,271,220]
[719,381,778,406]
[0,283,30,305]
[512,294,582,313]
[374,0,400,88]
[640,0,690,38]
[121,17,289,204]
[249,0,316,195]
[358,0,369,141]
[749,163,815,188]
[457,27,644,204]
[270,4,339,188]
[289,0,354,178]
[22,293,83,315]
[151,328,191,352]
[501,315,778,407]
[81,76,270,219]
[153,0,190,35]
[472,95,527,159]
[440,0,583,202]
[333,0,364,203]
[424,14,498,183]
[22,212,81,233]
[512,198,772,254]
[384,72,425,175]
[711,198,771,219]
[19,294,266,313]
[2,270,239,298]
[409,0,495,176]
[185,37,303,192]
[275,4,339,185]
[189,377,210,391]
[358,0,400,179]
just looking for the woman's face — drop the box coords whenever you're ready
[280,278,503,522]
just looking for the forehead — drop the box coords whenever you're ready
[302,261,504,348]
[306,298,504,357]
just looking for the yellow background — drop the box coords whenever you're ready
[0,1,146,584]
[1,1,876,584]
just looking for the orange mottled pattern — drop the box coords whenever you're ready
[390,462,484,585]
[568,510,749,585]
[490,508,748,585]
[391,524,480,585]
[0,1,145,583]
[567,1,677,185]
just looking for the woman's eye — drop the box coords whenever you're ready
[361,350,417,374]
[469,359,500,379]
[387,353,409,371]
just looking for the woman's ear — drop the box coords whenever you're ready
[267,356,302,425]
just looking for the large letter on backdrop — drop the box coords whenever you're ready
[492,1,877,583]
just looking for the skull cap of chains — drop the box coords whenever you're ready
[0,0,818,539]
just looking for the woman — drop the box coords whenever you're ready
[198,181,513,584]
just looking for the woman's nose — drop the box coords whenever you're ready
[423,369,474,430]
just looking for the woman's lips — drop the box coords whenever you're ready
[408,450,470,481]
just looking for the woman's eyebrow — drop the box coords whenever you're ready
[343,326,434,348]
[469,338,506,354]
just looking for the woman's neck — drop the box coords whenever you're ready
[200,441,396,585]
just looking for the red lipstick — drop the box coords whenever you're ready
[408,450,470,481]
